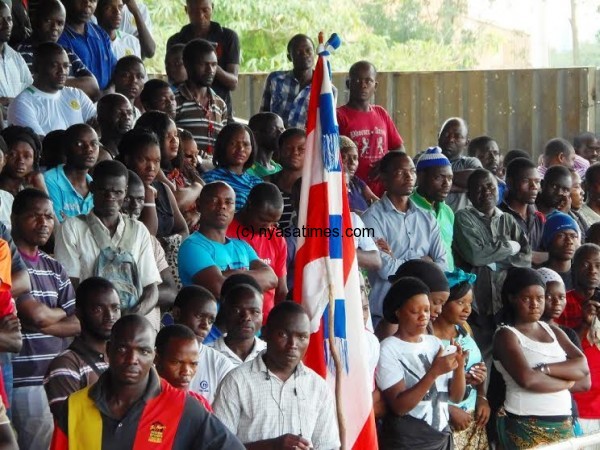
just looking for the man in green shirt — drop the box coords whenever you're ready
[247,112,284,179]
[411,146,455,270]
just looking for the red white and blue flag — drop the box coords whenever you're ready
[293,34,378,450]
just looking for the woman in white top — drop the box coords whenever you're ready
[493,267,589,449]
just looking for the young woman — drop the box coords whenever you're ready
[340,135,378,214]
[201,123,262,212]
[493,267,589,449]
[433,270,489,450]
[376,276,466,450]
[118,128,188,241]
[0,126,47,196]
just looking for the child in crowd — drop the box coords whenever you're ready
[340,135,378,214]
[376,276,466,449]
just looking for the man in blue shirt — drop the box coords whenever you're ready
[58,0,117,90]
[362,151,447,326]
[178,181,277,297]
[44,124,98,222]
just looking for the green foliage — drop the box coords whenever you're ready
[142,0,496,75]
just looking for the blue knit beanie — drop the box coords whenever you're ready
[416,146,451,171]
[542,211,580,249]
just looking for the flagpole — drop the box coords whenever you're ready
[318,30,347,450]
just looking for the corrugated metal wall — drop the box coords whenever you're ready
[231,68,598,158]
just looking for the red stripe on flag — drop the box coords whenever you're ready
[352,409,379,450]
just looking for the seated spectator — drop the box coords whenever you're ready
[167,0,240,119]
[247,112,284,179]
[177,181,276,295]
[116,0,154,58]
[362,151,447,326]
[50,315,244,449]
[118,128,188,240]
[432,271,489,449]
[453,169,531,364]
[536,165,572,217]
[165,43,187,90]
[569,169,586,234]
[557,243,600,332]
[44,277,119,417]
[0,1,33,121]
[180,128,202,175]
[111,55,145,122]
[579,163,600,229]
[376,277,466,449]
[120,170,177,329]
[6,0,30,49]
[7,43,96,136]
[44,123,98,222]
[17,0,99,100]
[154,324,212,411]
[201,123,263,211]
[172,286,234,403]
[260,34,321,128]
[538,137,583,178]
[337,60,403,196]
[58,0,117,91]
[541,212,581,290]
[271,127,305,229]
[226,183,287,320]
[468,135,506,204]
[40,130,67,170]
[96,93,133,160]
[411,146,455,270]
[54,160,161,315]
[493,267,588,448]
[135,111,203,215]
[95,0,141,59]
[574,131,600,165]
[175,38,227,154]
[500,157,545,261]
[341,135,378,214]
[213,301,341,449]
[0,125,47,196]
[11,189,80,450]
[140,78,176,119]
[209,283,266,367]
[437,117,482,212]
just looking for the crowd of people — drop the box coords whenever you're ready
[0,0,598,449]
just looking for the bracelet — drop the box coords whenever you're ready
[143,203,156,207]
[477,395,488,402]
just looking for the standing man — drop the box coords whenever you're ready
[0,1,32,118]
[362,151,447,326]
[11,189,80,450]
[44,123,99,222]
[411,146,455,271]
[538,137,582,178]
[44,277,120,417]
[58,0,117,90]
[437,117,483,212]
[337,60,403,195]
[7,42,96,136]
[50,315,245,449]
[167,0,239,120]
[175,38,227,155]
[213,301,341,449]
[95,0,141,59]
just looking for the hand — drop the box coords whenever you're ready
[507,240,521,255]
[0,314,20,333]
[431,346,459,377]
[465,362,487,386]
[582,300,600,326]
[122,0,139,11]
[375,238,392,256]
[475,396,491,428]
[276,434,312,450]
[145,184,157,200]
[452,340,468,369]
[449,405,472,432]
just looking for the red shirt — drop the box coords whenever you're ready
[557,290,585,330]
[337,104,403,196]
[573,337,600,418]
[226,217,287,323]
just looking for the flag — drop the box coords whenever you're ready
[293,33,378,450]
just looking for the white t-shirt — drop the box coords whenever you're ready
[376,334,452,432]
[7,86,96,136]
[111,31,142,60]
[365,329,380,386]
[351,212,378,251]
[0,190,13,232]
[189,344,235,404]
[120,2,153,36]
